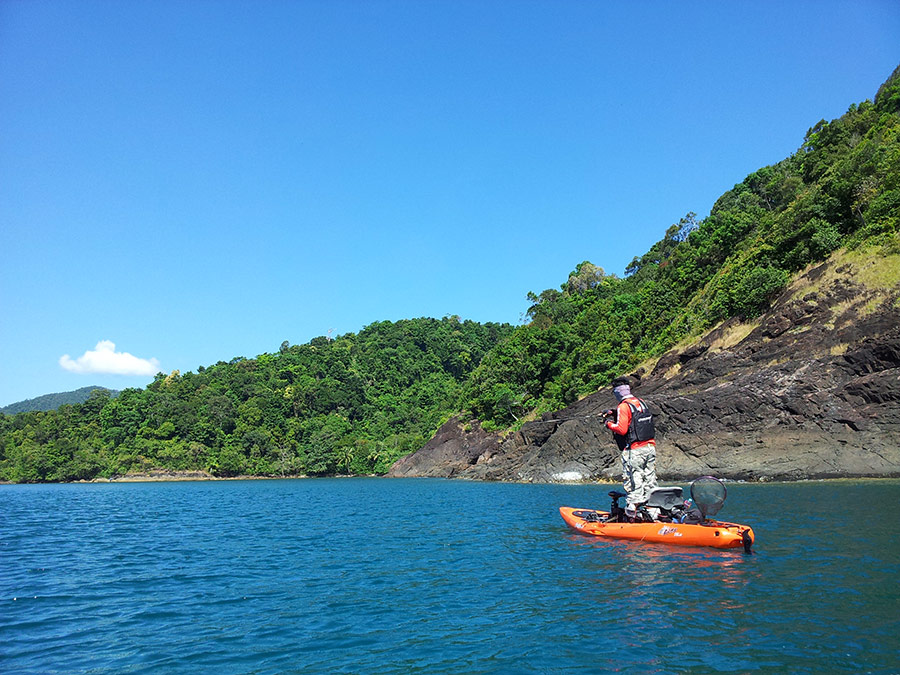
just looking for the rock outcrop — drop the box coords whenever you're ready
[389,252,900,482]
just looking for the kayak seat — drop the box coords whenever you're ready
[646,486,684,510]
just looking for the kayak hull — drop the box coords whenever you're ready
[560,506,754,550]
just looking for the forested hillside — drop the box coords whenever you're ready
[0,319,511,481]
[464,65,900,427]
[2,65,898,483]
[0,387,118,415]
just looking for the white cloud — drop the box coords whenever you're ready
[60,340,161,376]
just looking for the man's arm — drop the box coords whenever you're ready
[606,401,631,435]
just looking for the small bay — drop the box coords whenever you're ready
[1,478,898,674]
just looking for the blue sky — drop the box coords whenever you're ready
[1,1,899,406]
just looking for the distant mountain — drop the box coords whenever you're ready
[1,386,119,415]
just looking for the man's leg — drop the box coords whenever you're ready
[630,446,658,521]
[622,450,638,519]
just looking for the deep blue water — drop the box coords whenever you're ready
[1,478,899,674]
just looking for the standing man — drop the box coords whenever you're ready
[604,376,658,521]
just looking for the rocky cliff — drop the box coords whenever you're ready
[389,249,900,482]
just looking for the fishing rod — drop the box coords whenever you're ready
[525,410,615,426]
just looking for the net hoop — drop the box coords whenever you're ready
[690,475,727,518]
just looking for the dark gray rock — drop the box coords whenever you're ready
[388,417,499,478]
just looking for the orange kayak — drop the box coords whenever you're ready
[560,506,755,550]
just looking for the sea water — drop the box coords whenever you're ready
[1,478,898,674]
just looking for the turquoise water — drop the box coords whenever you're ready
[1,478,898,674]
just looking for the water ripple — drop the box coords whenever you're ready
[1,479,899,673]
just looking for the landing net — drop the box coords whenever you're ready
[690,476,727,517]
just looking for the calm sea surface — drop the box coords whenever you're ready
[1,478,898,674]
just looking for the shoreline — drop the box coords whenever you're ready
[86,470,385,483]
[1,471,898,486]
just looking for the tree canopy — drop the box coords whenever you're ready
[0,318,512,481]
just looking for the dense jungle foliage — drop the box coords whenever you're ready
[2,66,898,482]
[465,66,900,426]
[0,319,512,481]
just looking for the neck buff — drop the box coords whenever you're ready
[614,384,631,402]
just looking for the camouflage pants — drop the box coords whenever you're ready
[622,443,658,508]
